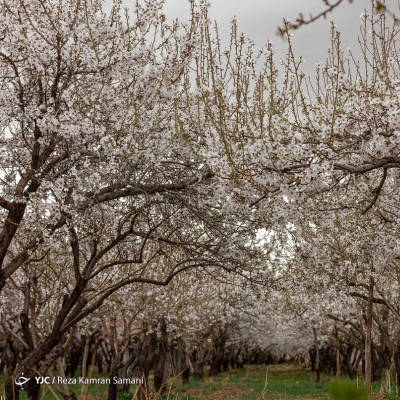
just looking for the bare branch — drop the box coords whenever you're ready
[277,0,346,36]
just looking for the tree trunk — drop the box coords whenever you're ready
[335,325,341,378]
[313,327,320,383]
[365,275,374,395]
[25,375,41,400]
[107,319,118,400]
[153,318,169,396]
[5,375,19,400]
[81,335,91,379]
[118,347,132,393]
[107,364,118,400]
[56,357,77,400]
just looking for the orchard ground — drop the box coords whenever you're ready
[1,364,399,400]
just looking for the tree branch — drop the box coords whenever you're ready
[278,0,346,36]
[61,261,210,332]
[0,196,13,211]
[362,167,387,214]
[333,157,400,174]
[85,170,214,204]
[348,291,400,323]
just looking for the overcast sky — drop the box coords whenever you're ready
[161,0,398,76]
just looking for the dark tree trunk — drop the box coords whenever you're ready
[25,375,41,400]
[335,325,341,378]
[153,318,169,396]
[107,320,118,400]
[182,367,190,385]
[309,348,316,372]
[313,327,320,383]
[81,334,91,379]
[107,367,118,400]
[365,275,374,395]
[394,343,400,391]
[170,337,191,385]
[5,375,19,400]
[132,329,155,400]
[209,329,227,377]
[0,269,6,295]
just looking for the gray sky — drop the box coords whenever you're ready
[162,0,398,76]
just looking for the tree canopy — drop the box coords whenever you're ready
[1,1,400,399]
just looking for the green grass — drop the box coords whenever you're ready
[169,364,330,399]
[169,365,400,400]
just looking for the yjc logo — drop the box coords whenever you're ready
[14,373,30,389]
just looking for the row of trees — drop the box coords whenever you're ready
[1,268,279,399]
[1,0,400,398]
